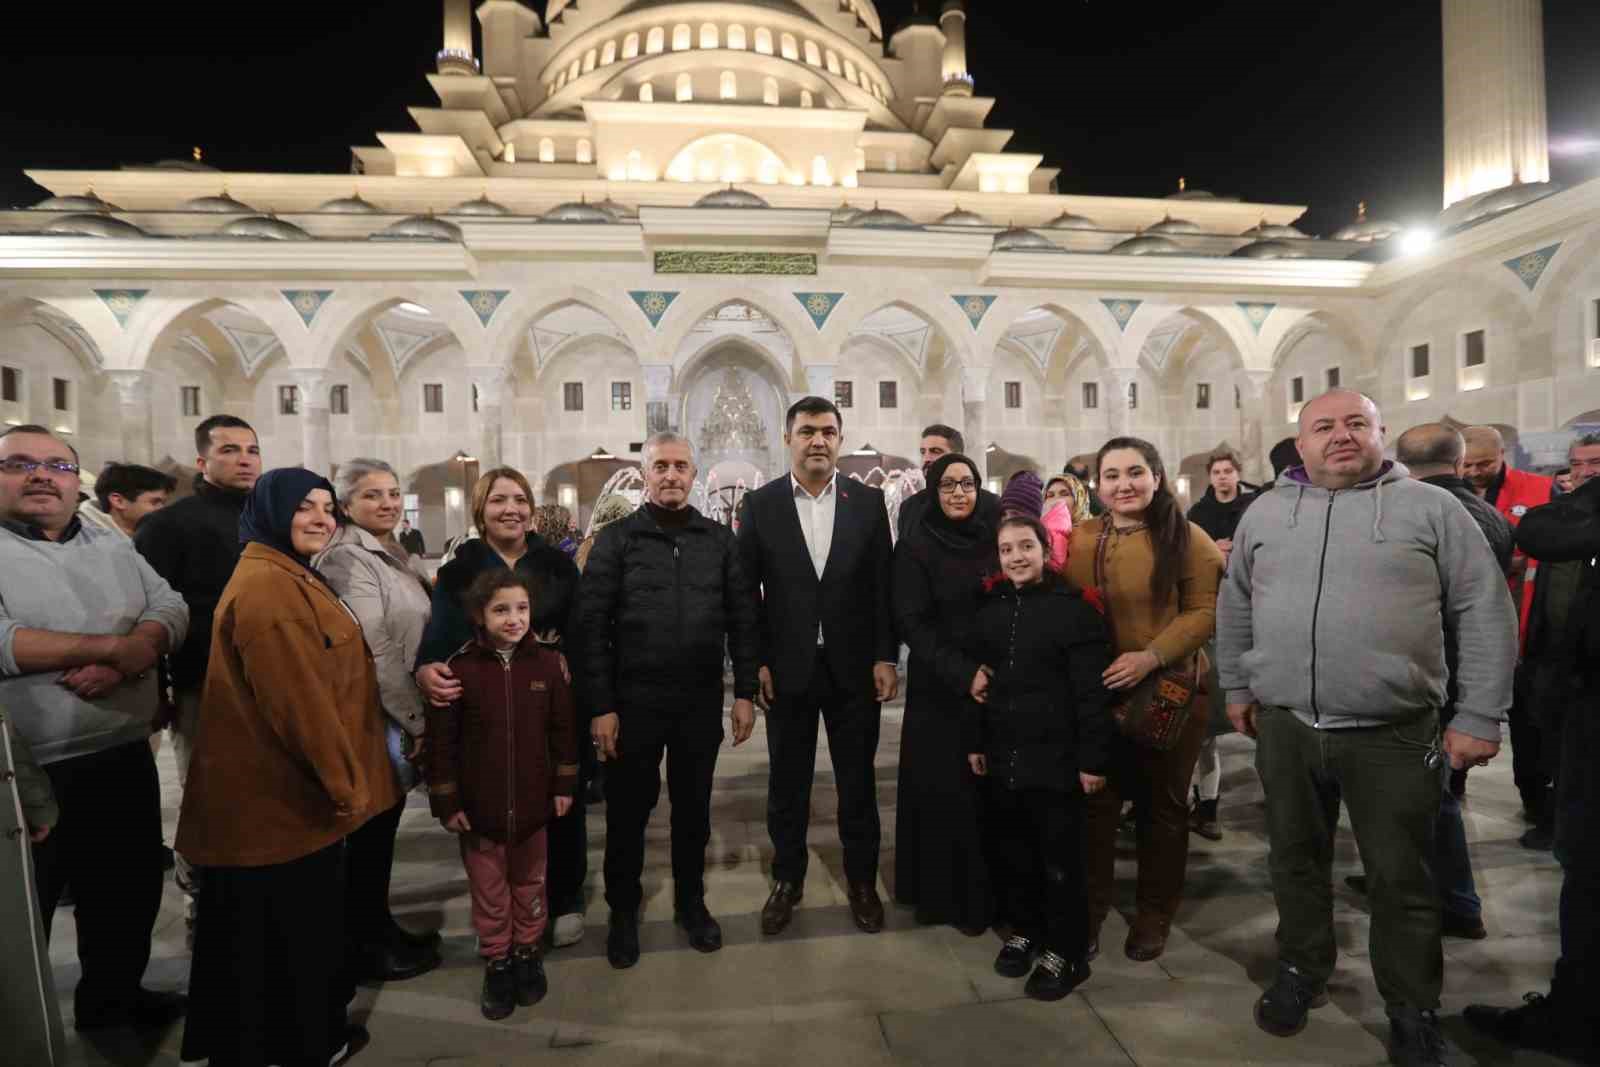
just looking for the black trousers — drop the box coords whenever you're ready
[1509,662,1552,815]
[603,708,723,914]
[1556,673,1600,1001]
[990,786,1089,958]
[344,799,403,956]
[547,771,588,917]
[31,739,164,1012]
[767,649,882,887]
[181,841,347,1067]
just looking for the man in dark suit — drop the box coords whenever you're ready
[738,396,898,935]
[895,424,1000,541]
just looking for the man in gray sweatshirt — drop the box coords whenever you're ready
[0,425,189,1031]
[1217,391,1516,1067]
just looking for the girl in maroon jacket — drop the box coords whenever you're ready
[427,570,579,1020]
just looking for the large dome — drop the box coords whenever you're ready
[579,0,882,36]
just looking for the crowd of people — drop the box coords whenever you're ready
[2,389,1598,1067]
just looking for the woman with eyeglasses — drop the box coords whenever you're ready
[890,452,999,934]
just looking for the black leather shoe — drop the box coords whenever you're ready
[1253,963,1328,1038]
[511,945,548,1006]
[1442,911,1488,940]
[846,883,884,934]
[1024,951,1089,1001]
[761,881,803,936]
[480,957,516,1020]
[1465,992,1599,1058]
[607,910,641,969]
[358,938,441,983]
[387,917,442,951]
[994,935,1038,978]
[74,988,188,1030]
[1520,824,1555,851]
[674,900,724,953]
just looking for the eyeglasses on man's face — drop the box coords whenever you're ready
[938,478,977,495]
[0,457,80,477]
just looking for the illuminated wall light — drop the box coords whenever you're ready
[1405,381,1431,402]
[842,172,858,188]
[1460,366,1486,391]
[811,156,832,186]
[444,487,463,508]
[557,484,578,510]
[788,170,806,186]
[609,163,629,181]
[504,143,517,163]
[1399,227,1435,256]
[978,174,999,193]
[758,159,780,184]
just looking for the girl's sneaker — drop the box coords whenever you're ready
[481,956,516,1020]
[512,945,549,1006]
[1025,951,1090,1002]
[994,935,1038,978]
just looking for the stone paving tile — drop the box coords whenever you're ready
[52,712,1573,1067]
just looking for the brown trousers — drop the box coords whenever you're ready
[1084,702,1207,930]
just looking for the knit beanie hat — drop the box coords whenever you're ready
[999,469,1044,517]
[1269,437,1303,478]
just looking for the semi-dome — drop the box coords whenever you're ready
[1333,216,1402,243]
[936,207,990,227]
[1146,215,1202,235]
[40,214,147,238]
[694,188,770,209]
[992,226,1061,252]
[848,204,920,229]
[1231,239,1314,260]
[1046,210,1098,230]
[541,200,617,223]
[1461,181,1562,225]
[32,192,119,213]
[595,198,636,218]
[218,216,313,241]
[317,193,382,214]
[448,195,513,216]
[1109,234,1183,256]
[373,215,464,242]
[1243,221,1308,240]
[831,203,861,224]
[185,194,254,214]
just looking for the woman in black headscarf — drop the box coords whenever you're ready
[178,468,397,1067]
[891,453,999,933]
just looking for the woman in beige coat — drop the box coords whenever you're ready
[315,458,442,983]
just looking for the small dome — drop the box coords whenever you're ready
[1046,210,1098,230]
[1109,234,1183,256]
[1243,220,1308,240]
[318,193,382,214]
[540,200,617,224]
[848,205,921,229]
[139,159,219,173]
[1146,215,1202,235]
[32,192,119,213]
[1231,239,1314,260]
[448,195,513,216]
[373,215,464,242]
[40,213,147,238]
[1461,181,1562,225]
[831,203,861,224]
[595,197,635,218]
[185,194,254,214]
[694,188,770,209]
[1166,189,1218,200]
[936,207,990,226]
[218,216,313,241]
[992,226,1061,252]
[1333,217,1402,243]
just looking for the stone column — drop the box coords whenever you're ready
[1105,367,1138,438]
[961,368,988,481]
[1235,368,1275,483]
[292,368,331,477]
[468,366,510,468]
[105,369,153,465]
[641,364,675,434]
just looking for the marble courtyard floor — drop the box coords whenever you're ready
[54,705,1573,1066]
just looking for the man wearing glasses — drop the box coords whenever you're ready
[0,425,189,1030]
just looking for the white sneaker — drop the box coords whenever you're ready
[551,912,584,947]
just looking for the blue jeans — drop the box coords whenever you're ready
[1434,776,1480,920]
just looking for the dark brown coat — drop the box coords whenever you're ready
[176,543,400,867]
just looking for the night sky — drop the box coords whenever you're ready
[2,1,1596,236]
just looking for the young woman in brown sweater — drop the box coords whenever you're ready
[1063,437,1224,963]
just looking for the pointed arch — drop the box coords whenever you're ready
[487,287,651,372]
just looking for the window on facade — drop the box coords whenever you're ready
[700,23,718,49]
[780,33,798,60]
[329,385,348,415]
[1234,384,1241,409]
[622,32,640,58]
[834,380,853,408]
[471,385,479,413]
[754,27,773,55]
[720,70,738,99]
[763,77,779,105]
[878,380,898,409]
[582,48,597,73]
[844,60,858,84]
[538,138,555,163]
[52,377,69,412]
[1463,329,1486,368]
[1594,300,1600,339]
[676,73,694,101]
[1,366,17,403]
[1196,382,1211,410]
[576,139,593,163]
[799,90,813,108]
[568,59,580,81]
[672,24,691,50]
[563,382,584,411]
[1411,343,1430,378]
[727,24,746,49]
[804,40,821,66]
[1128,382,1138,409]
[826,50,841,75]
[638,82,654,102]
[1004,381,1022,409]
[611,381,632,411]
[181,385,202,417]
[646,27,665,54]
[601,40,617,65]
[1290,376,1305,404]
[423,383,444,413]
[1082,381,1099,409]
[1326,366,1341,389]
[278,385,299,416]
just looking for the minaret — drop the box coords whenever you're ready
[1441,0,1548,208]
[940,0,973,97]
[438,0,479,75]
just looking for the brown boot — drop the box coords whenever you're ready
[1124,913,1169,962]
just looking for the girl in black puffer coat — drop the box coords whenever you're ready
[966,515,1115,1002]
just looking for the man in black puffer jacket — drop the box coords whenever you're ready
[578,432,760,970]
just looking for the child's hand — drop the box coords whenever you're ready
[968,754,987,776]
[1079,773,1106,795]
[554,796,573,817]
[443,811,472,834]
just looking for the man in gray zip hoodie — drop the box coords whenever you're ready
[1217,391,1516,1066]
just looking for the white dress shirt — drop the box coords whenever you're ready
[791,471,837,644]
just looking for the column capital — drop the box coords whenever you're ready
[104,368,150,407]
[804,365,836,400]
[640,363,674,403]
[1235,367,1274,398]
[290,366,329,409]
[961,367,988,404]
[467,365,512,409]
